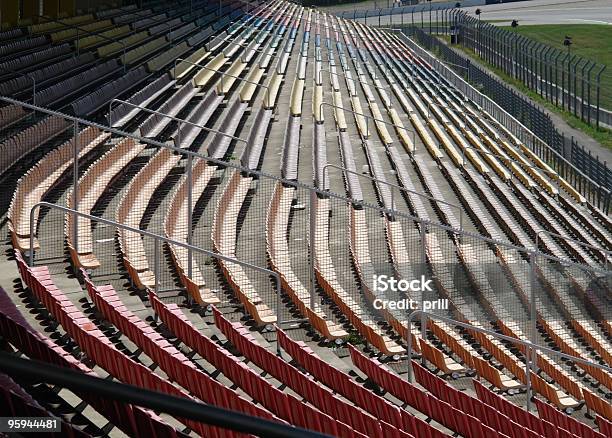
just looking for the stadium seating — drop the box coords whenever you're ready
[0,287,185,438]
[0,0,610,435]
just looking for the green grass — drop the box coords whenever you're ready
[438,34,612,151]
[502,24,612,110]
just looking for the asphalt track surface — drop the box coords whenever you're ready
[462,0,612,26]
[323,0,612,26]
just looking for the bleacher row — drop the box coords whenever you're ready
[0,0,610,436]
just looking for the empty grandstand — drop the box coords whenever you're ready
[0,0,610,436]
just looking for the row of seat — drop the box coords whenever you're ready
[0,115,69,176]
[83,275,276,424]
[0,44,72,76]
[473,379,567,436]
[71,65,148,116]
[108,73,175,127]
[0,34,47,58]
[351,345,526,438]
[12,252,218,436]
[0,52,96,97]
[35,59,121,107]
[267,182,347,339]
[50,19,114,43]
[212,170,277,325]
[96,4,139,20]
[66,137,145,270]
[535,398,605,438]
[0,287,185,438]
[411,357,537,437]
[213,308,411,437]
[0,103,27,130]
[115,148,177,290]
[149,293,362,437]
[164,158,220,305]
[29,14,94,35]
[8,126,109,251]
[241,107,273,170]
[276,327,446,438]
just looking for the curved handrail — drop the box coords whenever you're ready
[322,162,464,231]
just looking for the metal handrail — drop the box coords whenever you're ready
[535,229,611,268]
[6,95,606,274]
[29,202,285,351]
[35,15,127,72]
[322,162,463,231]
[405,310,612,412]
[0,353,330,438]
[108,98,248,144]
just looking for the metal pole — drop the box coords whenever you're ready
[566,54,577,111]
[309,189,316,311]
[419,218,427,365]
[154,237,160,296]
[187,153,193,281]
[73,120,79,253]
[553,52,562,106]
[580,61,591,122]
[527,251,537,412]
[585,62,595,125]
[595,65,605,129]
[406,306,414,382]
[573,58,579,117]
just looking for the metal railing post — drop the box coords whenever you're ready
[275,274,283,356]
[595,65,605,129]
[187,153,194,281]
[73,120,79,253]
[154,237,160,296]
[527,251,536,412]
[309,188,316,310]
